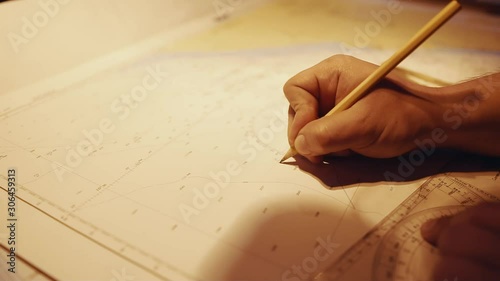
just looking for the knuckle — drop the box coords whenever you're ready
[283,74,305,96]
[283,79,295,96]
[325,54,354,65]
[293,102,310,116]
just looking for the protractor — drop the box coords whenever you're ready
[314,175,490,281]
[372,206,465,281]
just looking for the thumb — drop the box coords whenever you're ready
[294,109,372,157]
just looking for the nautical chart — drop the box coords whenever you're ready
[0,44,499,281]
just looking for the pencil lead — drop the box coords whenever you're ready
[280,148,296,163]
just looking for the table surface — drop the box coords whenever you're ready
[164,0,500,52]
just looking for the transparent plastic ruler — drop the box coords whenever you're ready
[314,174,499,281]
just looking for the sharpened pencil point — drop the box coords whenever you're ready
[279,147,297,163]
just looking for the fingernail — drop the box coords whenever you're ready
[295,135,312,156]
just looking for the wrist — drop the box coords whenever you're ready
[435,74,500,155]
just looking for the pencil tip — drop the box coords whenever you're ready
[279,147,296,163]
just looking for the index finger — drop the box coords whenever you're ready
[283,55,354,146]
[283,66,323,146]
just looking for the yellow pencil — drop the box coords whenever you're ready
[280,0,461,163]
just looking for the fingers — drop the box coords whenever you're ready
[285,92,318,145]
[293,107,376,158]
[421,215,452,246]
[438,218,500,267]
[422,203,500,246]
[283,55,388,161]
[284,55,352,155]
[421,202,500,280]
[283,66,323,163]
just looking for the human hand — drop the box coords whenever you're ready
[284,55,451,163]
[421,202,500,281]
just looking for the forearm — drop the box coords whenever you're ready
[437,73,500,156]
